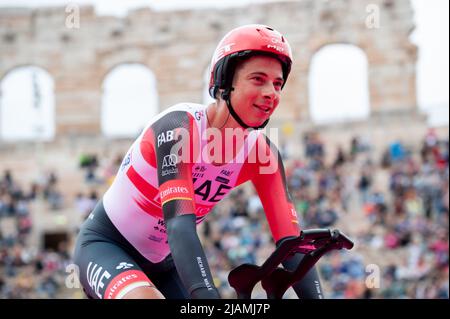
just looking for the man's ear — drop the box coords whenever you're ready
[216,88,224,100]
[220,87,235,101]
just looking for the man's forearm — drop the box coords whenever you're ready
[281,252,324,299]
[276,237,325,299]
[166,214,220,299]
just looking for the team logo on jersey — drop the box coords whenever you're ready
[153,225,167,234]
[86,262,111,299]
[290,208,299,224]
[157,130,175,147]
[290,208,298,218]
[220,169,233,177]
[195,111,204,121]
[153,219,167,234]
[159,180,193,206]
[161,153,179,176]
[104,270,152,299]
[148,235,164,243]
[116,262,134,270]
[120,151,132,171]
[195,165,207,172]
[215,176,230,184]
[162,154,178,168]
[193,165,206,178]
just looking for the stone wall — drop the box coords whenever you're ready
[0,0,423,139]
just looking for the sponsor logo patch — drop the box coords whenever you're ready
[162,153,178,168]
[195,111,204,121]
[120,151,132,171]
[161,153,179,176]
[215,176,230,184]
[159,180,193,205]
[157,130,175,147]
[86,262,111,299]
[116,262,134,270]
[104,270,152,299]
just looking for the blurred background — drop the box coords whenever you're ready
[0,0,448,299]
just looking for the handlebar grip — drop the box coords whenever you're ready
[301,229,332,239]
[334,230,354,249]
[300,229,354,250]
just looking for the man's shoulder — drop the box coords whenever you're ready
[163,102,206,115]
[152,103,206,124]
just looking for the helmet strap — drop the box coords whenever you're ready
[222,88,270,130]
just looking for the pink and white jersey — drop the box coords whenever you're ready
[104,103,301,264]
[103,103,267,263]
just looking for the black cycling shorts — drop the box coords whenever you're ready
[73,200,189,299]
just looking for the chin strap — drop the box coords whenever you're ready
[222,88,270,130]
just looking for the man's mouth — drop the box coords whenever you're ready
[253,104,271,114]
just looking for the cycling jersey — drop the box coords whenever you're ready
[103,103,300,263]
[75,102,302,299]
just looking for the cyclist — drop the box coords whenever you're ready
[73,24,324,299]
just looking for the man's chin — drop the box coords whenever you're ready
[237,112,270,128]
[253,117,270,127]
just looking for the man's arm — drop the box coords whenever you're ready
[251,134,324,299]
[152,111,220,298]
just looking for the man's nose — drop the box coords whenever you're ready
[262,84,277,100]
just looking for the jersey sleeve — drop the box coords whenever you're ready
[151,110,220,298]
[250,134,301,242]
[151,110,197,218]
[250,134,324,299]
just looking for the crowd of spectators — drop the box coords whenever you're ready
[0,170,73,298]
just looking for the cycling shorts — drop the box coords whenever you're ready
[73,200,189,299]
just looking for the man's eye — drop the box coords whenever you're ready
[274,82,283,90]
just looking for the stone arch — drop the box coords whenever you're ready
[0,63,53,83]
[101,62,158,138]
[294,29,417,123]
[0,65,55,141]
[308,43,370,124]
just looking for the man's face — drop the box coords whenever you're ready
[230,55,284,127]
